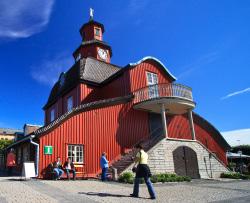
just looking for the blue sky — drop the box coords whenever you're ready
[0,0,249,143]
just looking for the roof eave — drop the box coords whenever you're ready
[128,56,177,81]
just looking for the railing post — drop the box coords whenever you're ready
[161,103,168,138]
[188,110,196,140]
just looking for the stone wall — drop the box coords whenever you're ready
[124,138,229,179]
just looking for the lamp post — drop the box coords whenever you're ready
[238,150,243,174]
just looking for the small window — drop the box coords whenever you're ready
[95,28,100,36]
[146,72,158,85]
[146,72,159,98]
[67,96,73,112]
[68,145,84,163]
[50,109,55,122]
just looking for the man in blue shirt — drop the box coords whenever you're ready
[100,152,109,181]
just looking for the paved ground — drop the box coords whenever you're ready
[0,175,250,203]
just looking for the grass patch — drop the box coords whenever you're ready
[118,172,191,184]
[221,172,250,180]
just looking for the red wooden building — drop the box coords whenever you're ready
[4,13,230,179]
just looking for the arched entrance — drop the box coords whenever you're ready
[173,146,200,179]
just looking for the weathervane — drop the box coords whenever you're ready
[90,8,94,20]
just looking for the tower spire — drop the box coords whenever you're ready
[89,8,94,21]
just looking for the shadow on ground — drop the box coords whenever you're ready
[78,192,149,199]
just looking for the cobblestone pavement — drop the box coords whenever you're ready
[0,176,250,203]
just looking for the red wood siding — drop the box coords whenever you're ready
[45,85,81,125]
[194,120,228,165]
[39,102,149,178]
[99,71,130,99]
[168,114,227,165]
[168,114,193,140]
[129,61,173,92]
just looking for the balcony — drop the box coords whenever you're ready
[133,83,195,114]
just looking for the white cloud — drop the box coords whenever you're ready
[177,51,218,79]
[221,87,250,100]
[0,0,54,38]
[31,54,73,87]
[221,129,250,147]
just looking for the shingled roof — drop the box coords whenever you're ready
[43,57,121,109]
[0,128,22,135]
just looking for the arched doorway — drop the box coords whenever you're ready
[173,146,200,179]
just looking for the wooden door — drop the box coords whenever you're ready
[149,113,163,138]
[173,146,200,179]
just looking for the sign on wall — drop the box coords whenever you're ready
[44,146,53,155]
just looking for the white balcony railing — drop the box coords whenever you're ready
[133,83,193,104]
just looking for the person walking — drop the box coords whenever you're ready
[100,152,109,181]
[53,157,64,180]
[6,148,16,176]
[63,157,76,180]
[130,144,156,199]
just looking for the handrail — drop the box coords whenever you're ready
[130,127,164,156]
[133,83,193,104]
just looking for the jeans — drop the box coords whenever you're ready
[53,168,64,179]
[133,177,156,198]
[65,169,76,179]
[101,167,108,181]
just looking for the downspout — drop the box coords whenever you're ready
[30,135,39,177]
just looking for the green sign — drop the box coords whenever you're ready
[44,146,53,155]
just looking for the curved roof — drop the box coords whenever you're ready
[128,56,177,81]
[193,112,231,150]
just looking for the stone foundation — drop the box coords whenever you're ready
[124,138,229,179]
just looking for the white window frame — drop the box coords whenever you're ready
[67,145,84,164]
[146,71,159,98]
[95,28,100,36]
[50,109,55,122]
[67,96,73,112]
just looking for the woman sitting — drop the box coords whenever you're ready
[63,157,76,180]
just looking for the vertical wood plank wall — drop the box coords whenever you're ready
[39,102,149,178]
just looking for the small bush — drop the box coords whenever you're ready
[118,172,191,184]
[220,172,250,180]
[118,172,134,183]
[149,173,191,183]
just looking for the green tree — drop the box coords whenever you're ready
[231,145,250,156]
[0,139,13,150]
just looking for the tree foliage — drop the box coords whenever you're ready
[231,145,250,156]
[0,139,13,151]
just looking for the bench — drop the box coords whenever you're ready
[45,163,84,180]
[74,164,84,178]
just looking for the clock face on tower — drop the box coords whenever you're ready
[97,48,108,61]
